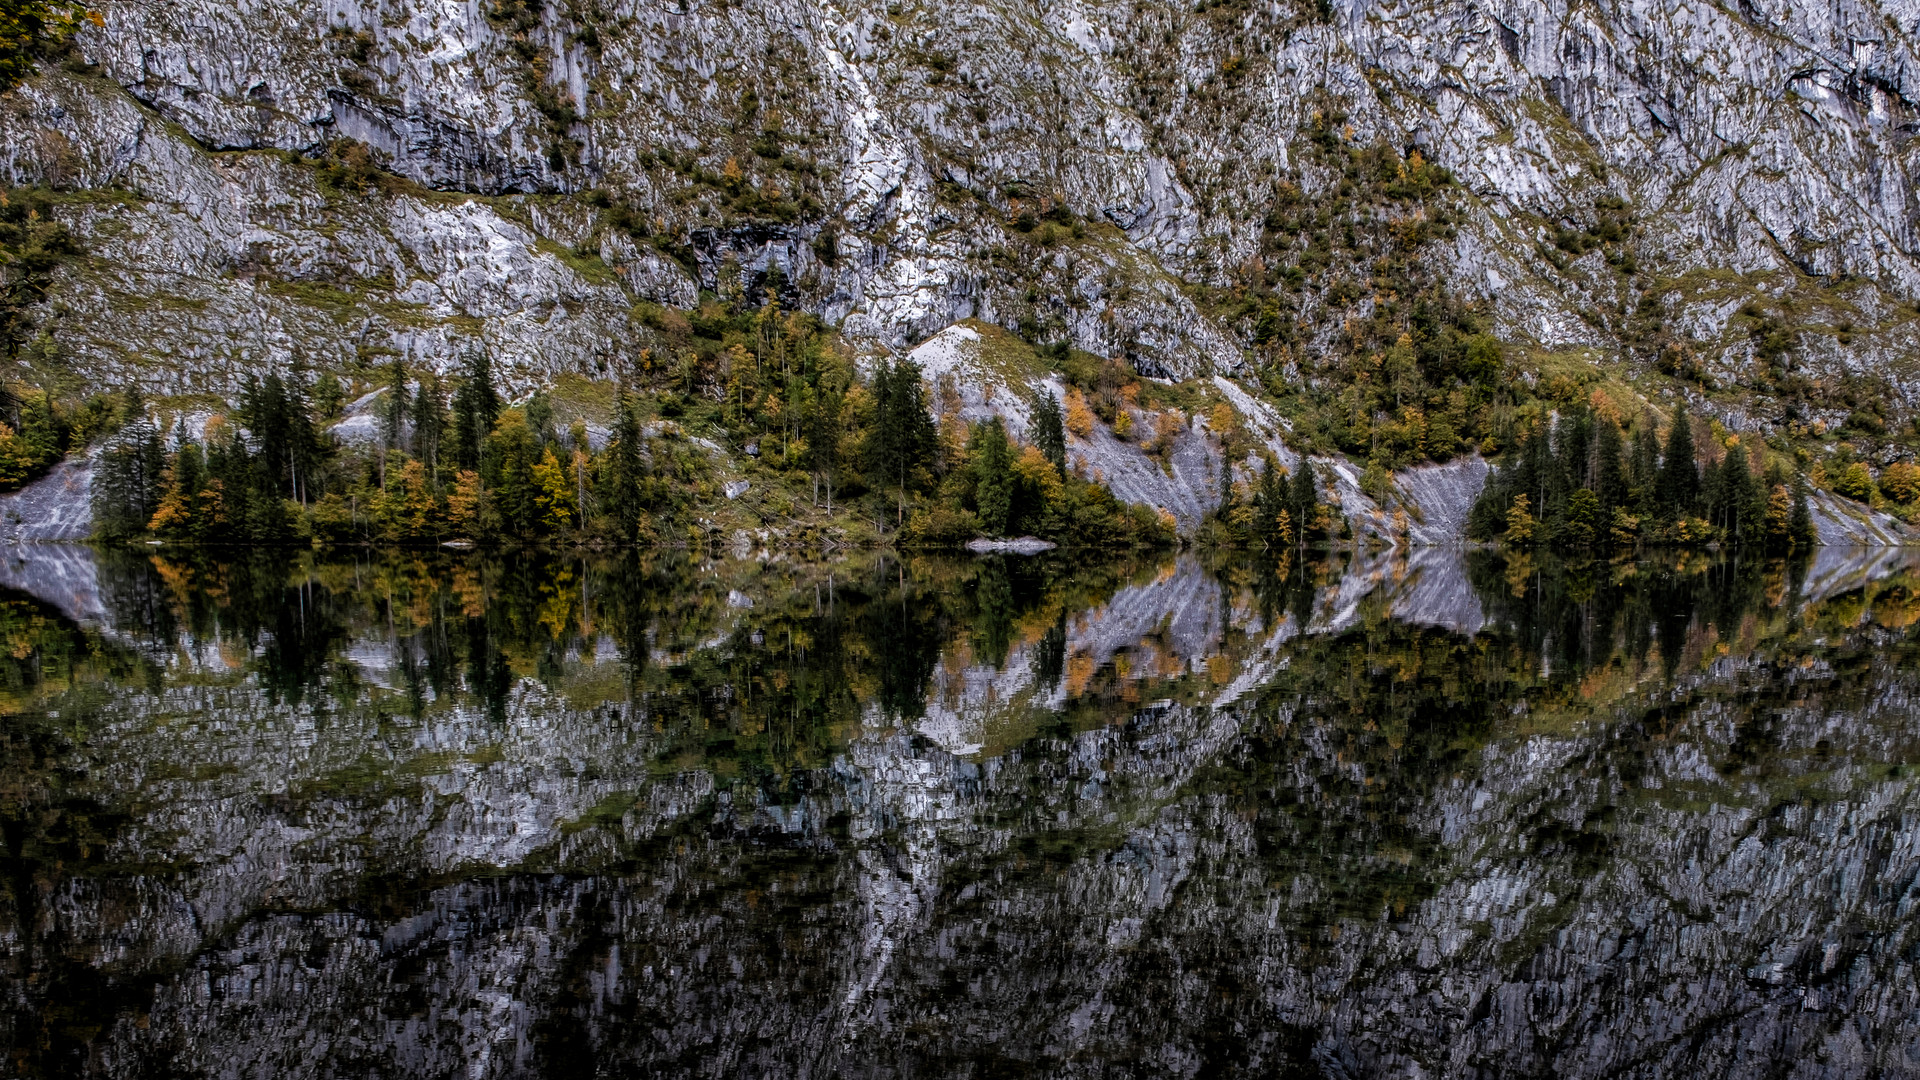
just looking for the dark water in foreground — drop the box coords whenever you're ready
[1,544,1919,1078]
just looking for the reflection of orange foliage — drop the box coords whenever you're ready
[1064,653,1096,697]
[538,565,576,639]
[453,566,486,618]
[1874,589,1918,629]
[150,557,197,607]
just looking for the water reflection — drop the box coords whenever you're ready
[2,544,1918,1077]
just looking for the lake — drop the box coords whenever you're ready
[2,544,1918,1078]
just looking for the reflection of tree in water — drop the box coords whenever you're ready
[0,591,160,1078]
[98,549,351,705]
[1468,550,1803,682]
[1031,614,1066,694]
[9,546,1920,1076]
[869,557,948,722]
[970,556,1015,669]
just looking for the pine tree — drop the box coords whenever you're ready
[1715,444,1757,541]
[1629,417,1659,514]
[1287,456,1317,546]
[1594,419,1628,518]
[381,358,409,456]
[450,351,500,470]
[1032,389,1067,478]
[867,356,936,525]
[1656,403,1700,520]
[804,380,841,511]
[971,417,1013,535]
[607,389,645,542]
[1255,459,1286,549]
[1789,473,1817,550]
[412,370,445,483]
[90,423,165,540]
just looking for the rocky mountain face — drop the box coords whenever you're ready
[4,0,1919,414]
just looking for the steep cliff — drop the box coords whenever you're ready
[4,0,1919,395]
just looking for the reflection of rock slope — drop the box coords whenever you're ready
[0,542,109,627]
[1800,544,1920,606]
[53,637,1920,1078]
[916,559,1225,755]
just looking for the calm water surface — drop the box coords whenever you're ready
[2,544,1919,1078]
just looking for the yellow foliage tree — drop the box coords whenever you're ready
[1881,461,1920,504]
[534,446,577,531]
[0,423,31,488]
[1011,444,1063,507]
[446,470,482,534]
[1505,493,1536,545]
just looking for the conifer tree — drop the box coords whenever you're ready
[804,380,842,511]
[1657,403,1700,519]
[1594,419,1628,512]
[971,417,1013,535]
[450,351,500,470]
[412,371,445,483]
[1629,418,1659,513]
[91,422,164,540]
[867,356,936,525]
[1789,473,1817,550]
[606,389,645,542]
[1287,457,1317,546]
[381,358,409,456]
[1254,459,1287,549]
[1032,389,1067,478]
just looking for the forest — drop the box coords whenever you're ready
[1466,402,1818,551]
[83,336,1173,551]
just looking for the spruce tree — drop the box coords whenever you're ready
[1255,459,1287,549]
[1657,403,1700,521]
[1789,473,1817,550]
[971,417,1013,535]
[450,351,500,470]
[1032,389,1067,478]
[1629,418,1659,513]
[804,381,841,511]
[1716,446,1757,541]
[90,424,164,539]
[381,358,409,455]
[1594,420,1628,516]
[867,356,936,525]
[1287,457,1317,546]
[412,371,445,483]
[607,389,645,542]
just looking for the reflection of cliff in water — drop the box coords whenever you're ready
[1,547,1918,1077]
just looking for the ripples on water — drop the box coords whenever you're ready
[1,544,1918,1078]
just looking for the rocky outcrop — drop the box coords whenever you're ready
[2,0,1917,395]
